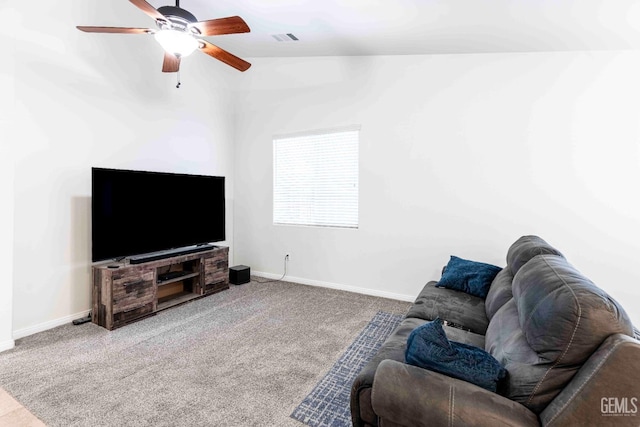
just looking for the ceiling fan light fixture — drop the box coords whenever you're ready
[77,1,251,74]
[154,29,198,57]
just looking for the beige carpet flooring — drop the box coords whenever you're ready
[0,278,411,427]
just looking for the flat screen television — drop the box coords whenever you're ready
[91,167,225,262]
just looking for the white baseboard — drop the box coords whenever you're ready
[252,271,415,302]
[13,310,91,340]
[0,339,15,353]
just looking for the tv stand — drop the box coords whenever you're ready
[92,246,229,330]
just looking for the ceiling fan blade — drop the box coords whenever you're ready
[190,16,250,36]
[76,26,152,34]
[199,40,251,72]
[129,0,167,22]
[162,53,181,73]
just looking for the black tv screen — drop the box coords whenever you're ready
[91,167,225,262]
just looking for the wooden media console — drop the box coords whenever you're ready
[92,246,229,330]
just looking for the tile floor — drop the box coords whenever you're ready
[0,388,45,427]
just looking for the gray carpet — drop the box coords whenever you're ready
[291,311,404,427]
[0,279,411,427]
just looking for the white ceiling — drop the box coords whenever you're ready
[84,0,640,59]
[143,0,640,57]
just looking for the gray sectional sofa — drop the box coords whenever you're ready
[351,235,640,427]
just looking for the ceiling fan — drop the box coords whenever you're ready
[77,0,251,74]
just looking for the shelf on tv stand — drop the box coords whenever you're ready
[157,291,203,311]
[92,246,229,330]
[157,271,200,286]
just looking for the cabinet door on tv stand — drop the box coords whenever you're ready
[203,248,229,294]
[111,267,155,328]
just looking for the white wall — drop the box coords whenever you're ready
[8,1,239,337]
[0,4,17,351]
[0,147,15,351]
[233,52,640,325]
[6,2,640,338]
[0,155,15,351]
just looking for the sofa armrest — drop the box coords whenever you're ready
[372,360,540,427]
[540,334,640,427]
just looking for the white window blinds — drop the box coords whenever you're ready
[273,126,359,228]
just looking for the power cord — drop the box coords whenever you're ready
[255,254,288,283]
[72,310,92,325]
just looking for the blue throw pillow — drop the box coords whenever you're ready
[437,255,502,298]
[405,318,507,392]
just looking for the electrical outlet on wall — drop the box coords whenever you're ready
[286,253,290,261]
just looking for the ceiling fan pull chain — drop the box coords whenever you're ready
[176,70,181,89]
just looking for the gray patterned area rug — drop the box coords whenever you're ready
[291,311,404,427]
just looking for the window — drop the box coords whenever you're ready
[273,126,359,228]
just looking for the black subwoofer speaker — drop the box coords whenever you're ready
[229,265,250,285]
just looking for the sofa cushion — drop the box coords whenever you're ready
[405,318,507,392]
[485,255,634,413]
[484,268,514,320]
[506,235,564,276]
[484,235,564,321]
[514,255,633,364]
[406,281,489,334]
[437,255,502,298]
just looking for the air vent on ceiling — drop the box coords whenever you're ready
[272,33,299,42]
